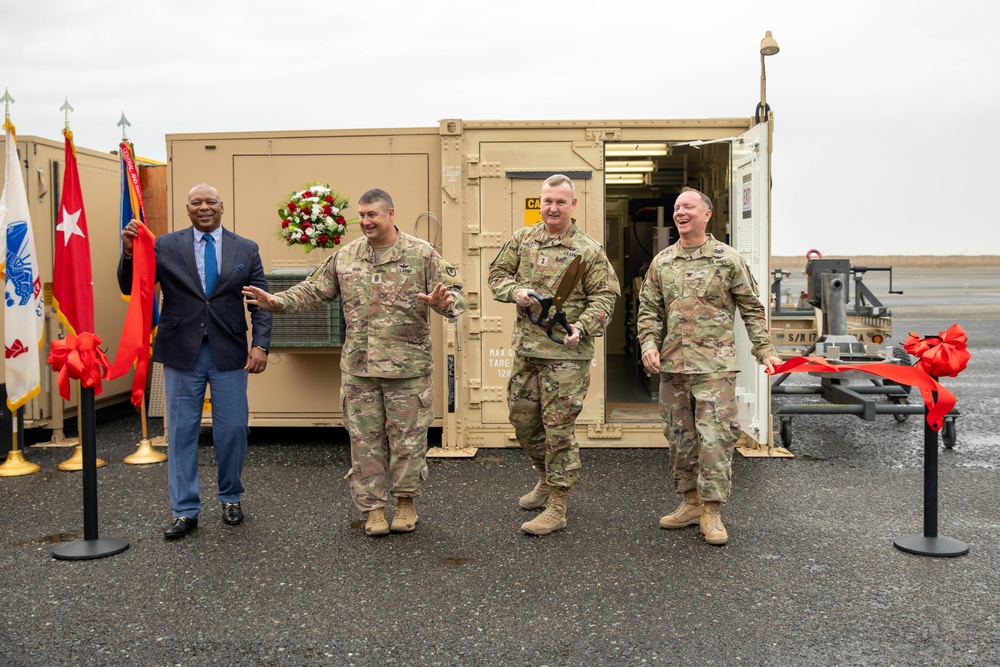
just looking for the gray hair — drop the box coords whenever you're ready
[543,174,575,198]
[358,188,394,211]
[681,187,712,211]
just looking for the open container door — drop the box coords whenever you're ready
[728,122,784,455]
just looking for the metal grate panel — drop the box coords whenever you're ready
[265,273,346,348]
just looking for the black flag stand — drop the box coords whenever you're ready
[893,393,968,558]
[52,387,129,560]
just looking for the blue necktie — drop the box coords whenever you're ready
[203,234,218,294]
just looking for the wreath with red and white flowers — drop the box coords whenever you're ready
[278,183,355,253]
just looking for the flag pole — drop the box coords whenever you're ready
[1,91,42,476]
[49,100,104,472]
[116,114,166,465]
[0,408,41,477]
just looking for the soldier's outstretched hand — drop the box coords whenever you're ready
[242,285,280,311]
[418,282,454,309]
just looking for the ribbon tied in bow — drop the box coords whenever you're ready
[48,332,111,400]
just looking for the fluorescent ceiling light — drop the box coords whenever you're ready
[605,173,647,185]
[606,160,654,172]
[606,143,668,157]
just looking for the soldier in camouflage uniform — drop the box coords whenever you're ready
[637,188,780,546]
[243,188,466,537]
[488,174,620,536]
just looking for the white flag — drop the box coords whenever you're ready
[1,124,44,410]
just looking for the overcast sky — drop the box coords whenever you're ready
[3,0,997,256]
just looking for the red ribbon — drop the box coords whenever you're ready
[770,324,969,432]
[903,323,970,379]
[770,356,957,432]
[48,332,111,401]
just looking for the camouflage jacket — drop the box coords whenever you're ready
[272,229,466,378]
[488,221,620,360]
[637,234,775,373]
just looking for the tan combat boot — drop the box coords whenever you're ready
[519,469,550,509]
[659,489,703,529]
[364,507,389,536]
[521,487,568,535]
[700,501,728,545]
[390,497,419,533]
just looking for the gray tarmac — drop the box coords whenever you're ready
[2,266,998,667]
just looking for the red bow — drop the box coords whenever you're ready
[903,324,970,379]
[48,332,111,401]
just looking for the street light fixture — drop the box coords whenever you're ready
[756,30,780,125]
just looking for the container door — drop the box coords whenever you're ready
[460,137,604,440]
[477,166,601,427]
[730,122,772,445]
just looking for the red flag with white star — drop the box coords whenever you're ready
[52,129,94,335]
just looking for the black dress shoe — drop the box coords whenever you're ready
[222,502,244,526]
[164,517,198,540]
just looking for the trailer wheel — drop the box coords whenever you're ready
[942,417,957,449]
[892,346,914,371]
[779,417,792,448]
[891,396,909,423]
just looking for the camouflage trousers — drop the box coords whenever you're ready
[659,372,740,503]
[507,355,591,490]
[342,373,434,512]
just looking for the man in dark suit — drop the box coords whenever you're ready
[119,183,272,539]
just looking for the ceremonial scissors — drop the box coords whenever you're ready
[524,255,585,344]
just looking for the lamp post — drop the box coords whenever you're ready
[756,30,780,125]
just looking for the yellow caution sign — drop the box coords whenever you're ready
[524,197,542,227]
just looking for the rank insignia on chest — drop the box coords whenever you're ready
[538,256,548,266]
[372,274,382,284]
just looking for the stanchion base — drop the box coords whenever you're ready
[57,444,106,471]
[0,450,42,476]
[52,537,130,561]
[894,534,969,558]
[124,439,168,465]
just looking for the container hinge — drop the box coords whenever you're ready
[467,161,502,179]
[480,317,504,332]
[587,423,623,439]
[468,381,503,405]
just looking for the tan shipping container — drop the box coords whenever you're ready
[166,118,774,451]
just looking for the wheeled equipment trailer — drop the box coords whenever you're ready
[773,371,958,450]
[770,258,958,450]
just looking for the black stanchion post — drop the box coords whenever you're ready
[893,391,968,557]
[52,387,129,560]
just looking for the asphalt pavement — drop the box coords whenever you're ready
[1,267,998,667]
